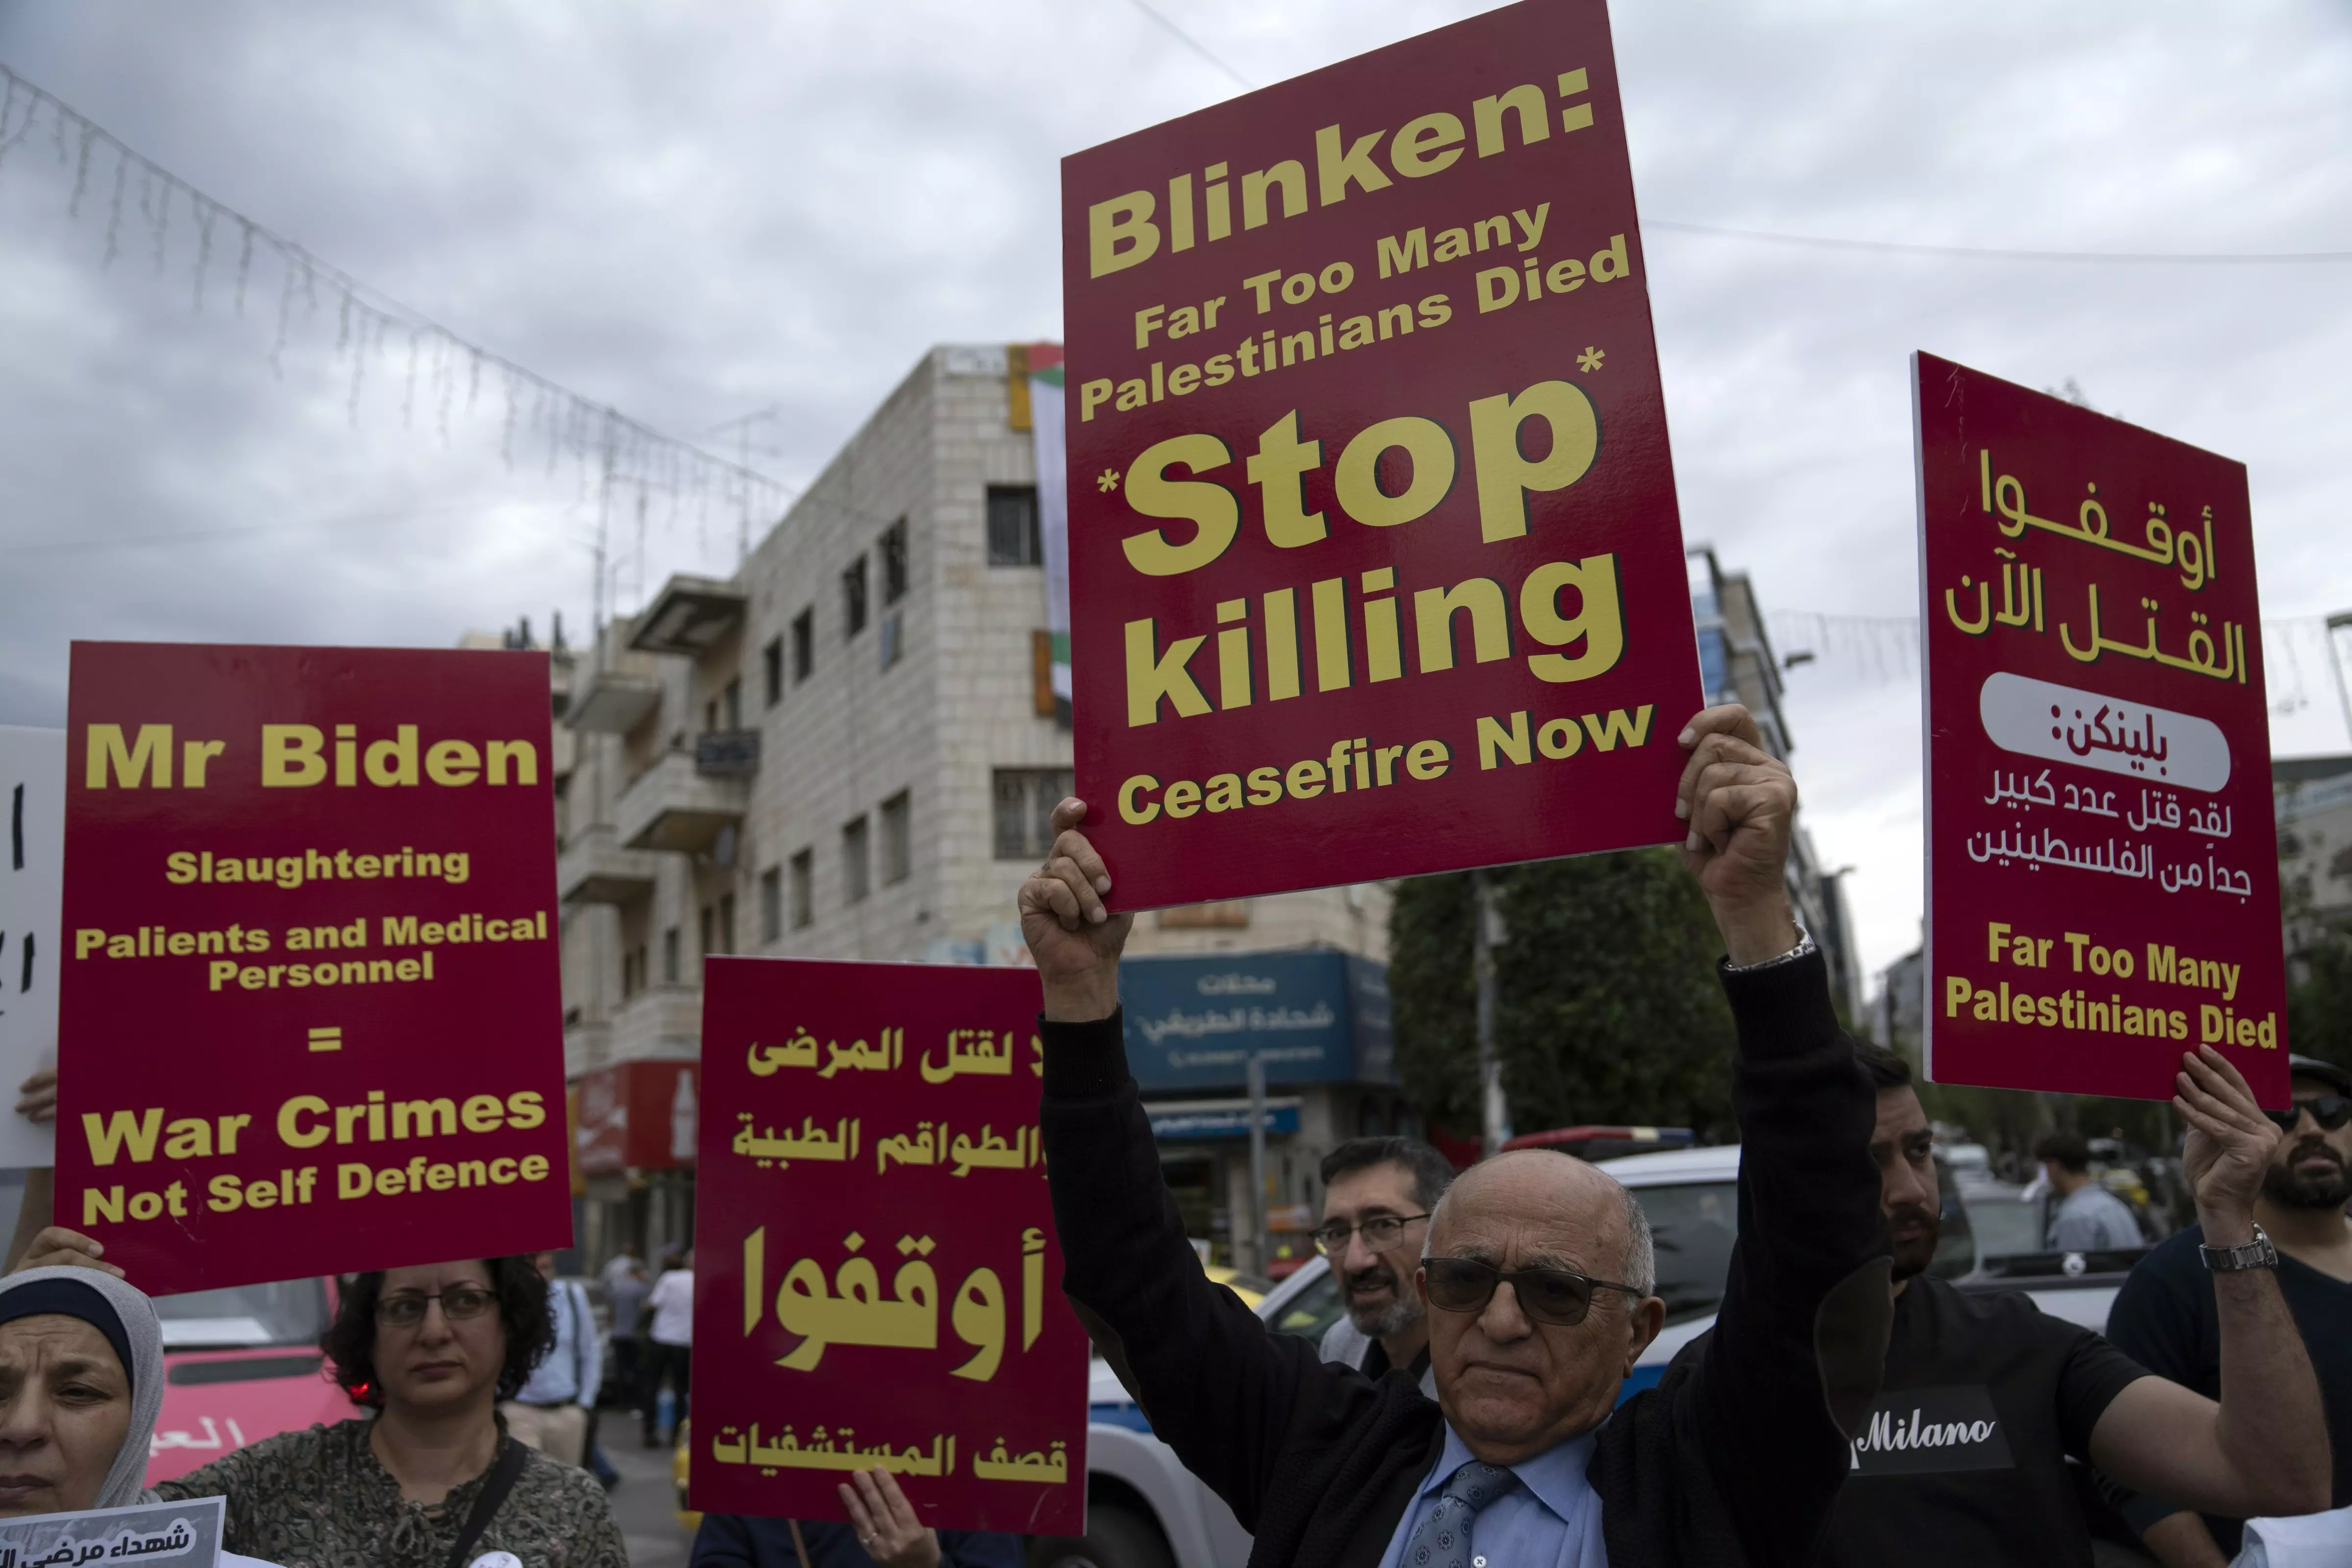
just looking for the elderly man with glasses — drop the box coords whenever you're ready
[1021,706,1893,1568]
[2102,1054,2352,1564]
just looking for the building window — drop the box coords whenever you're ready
[987,485,1041,567]
[882,519,909,605]
[621,948,640,998]
[763,637,783,707]
[723,676,742,730]
[880,790,912,886]
[662,927,680,985]
[790,848,814,930]
[719,893,736,955]
[843,555,869,639]
[843,816,871,904]
[760,867,783,942]
[792,608,814,682]
[992,768,1073,860]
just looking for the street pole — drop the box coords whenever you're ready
[1246,1052,1270,1276]
[1473,870,1509,1157]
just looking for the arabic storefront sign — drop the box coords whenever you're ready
[1062,0,1702,910]
[0,1495,223,1568]
[0,727,64,1169]
[692,958,1086,1534]
[57,644,573,1295]
[1915,354,2286,1105]
[1117,949,1390,1091]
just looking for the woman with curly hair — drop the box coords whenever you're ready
[150,1256,630,1568]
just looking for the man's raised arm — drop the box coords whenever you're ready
[1664,706,1892,1565]
[1022,804,1323,1531]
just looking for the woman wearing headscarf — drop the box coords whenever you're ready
[0,1264,276,1565]
[12,1218,627,1568]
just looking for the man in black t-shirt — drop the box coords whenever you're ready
[1820,1042,2328,1567]
[2103,1054,2352,1566]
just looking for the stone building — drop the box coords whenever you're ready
[554,345,1391,1268]
[1686,546,1862,1021]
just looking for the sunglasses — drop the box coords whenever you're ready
[2265,1096,2352,1134]
[1422,1256,1640,1328]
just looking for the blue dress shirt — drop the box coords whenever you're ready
[515,1277,602,1407]
[1374,1423,1608,1568]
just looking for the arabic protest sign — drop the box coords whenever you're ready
[1915,353,2287,1105]
[1062,0,1701,908]
[0,727,64,1169]
[0,1495,223,1568]
[57,643,571,1295]
[692,958,1086,1534]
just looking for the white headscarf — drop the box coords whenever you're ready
[0,1265,168,1507]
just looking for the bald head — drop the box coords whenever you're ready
[1416,1149,1666,1464]
[1427,1151,1655,1300]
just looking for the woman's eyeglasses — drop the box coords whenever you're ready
[377,1286,496,1328]
[1421,1256,1641,1327]
[2265,1095,2352,1134]
[1310,1213,1430,1256]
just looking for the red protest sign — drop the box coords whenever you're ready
[58,643,571,1294]
[1062,0,1700,909]
[691,958,1086,1535]
[1915,354,2287,1105]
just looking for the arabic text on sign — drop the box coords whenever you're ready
[742,1225,1049,1379]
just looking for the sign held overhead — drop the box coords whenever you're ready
[1062,0,1702,910]
[1913,353,2287,1105]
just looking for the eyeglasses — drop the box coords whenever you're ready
[2265,1096,2352,1134]
[377,1286,497,1328]
[1310,1213,1430,1256]
[1422,1257,1641,1328]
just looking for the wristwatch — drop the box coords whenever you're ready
[2199,1224,2279,1273]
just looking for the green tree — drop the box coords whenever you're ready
[1392,849,1737,1141]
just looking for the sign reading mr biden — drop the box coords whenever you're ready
[58,643,571,1295]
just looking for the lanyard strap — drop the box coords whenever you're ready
[444,1438,531,1568]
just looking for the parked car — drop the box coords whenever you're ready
[144,1276,351,1487]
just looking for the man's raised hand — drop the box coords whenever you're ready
[1018,798,1132,1022]
[1674,705,1801,965]
[2173,1046,2281,1247]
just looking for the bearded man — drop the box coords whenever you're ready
[1812,1040,2328,1568]
[1311,1138,1457,1396]
[2104,1053,2352,1565]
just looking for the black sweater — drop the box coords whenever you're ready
[1039,948,1889,1568]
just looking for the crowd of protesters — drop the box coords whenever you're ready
[0,702,2342,1568]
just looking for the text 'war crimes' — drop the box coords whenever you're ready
[78,1087,554,1227]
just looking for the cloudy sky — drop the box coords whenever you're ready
[2,0,2348,981]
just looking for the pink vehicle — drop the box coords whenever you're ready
[144,1277,354,1486]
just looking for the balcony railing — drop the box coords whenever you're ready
[556,825,661,905]
[695,728,761,777]
[612,985,704,1061]
[616,747,751,854]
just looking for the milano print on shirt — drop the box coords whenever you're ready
[1848,1386,2015,1474]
